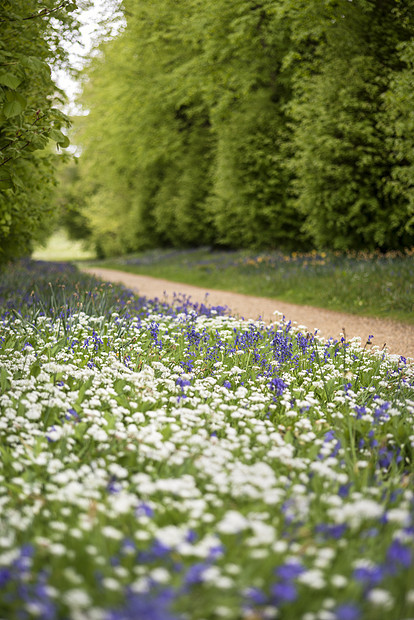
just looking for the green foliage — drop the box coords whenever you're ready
[77,0,306,255]
[288,0,414,250]
[77,0,216,256]
[54,159,91,240]
[210,89,304,249]
[75,0,414,256]
[0,0,80,263]
[382,39,414,239]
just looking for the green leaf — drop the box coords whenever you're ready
[0,367,10,393]
[48,128,70,148]
[0,168,13,190]
[3,99,23,118]
[0,73,22,89]
[3,91,27,118]
[76,376,93,404]
[10,170,24,189]
[27,134,48,151]
[30,362,41,378]
[21,56,48,73]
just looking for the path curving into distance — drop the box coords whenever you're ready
[81,267,413,360]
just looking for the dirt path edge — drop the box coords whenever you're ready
[81,267,413,360]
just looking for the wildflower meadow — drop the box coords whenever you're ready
[0,260,413,620]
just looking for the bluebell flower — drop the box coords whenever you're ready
[334,602,361,620]
[315,523,347,539]
[136,503,154,518]
[185,530,197,543]
[353,564,384,589]
[184,562,208,585]
[121,538,136,555]
[338,483,352,498]
[354,405,366,419]
[106,588,179,620]
[208,544,225,559]
[268,376,286,397]
[271,580,298,602]
[275,561,305,580]
[244,586,267,605]
[386,539,412,572]
[0,566,11,587]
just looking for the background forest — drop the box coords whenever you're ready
[2,0,414,263]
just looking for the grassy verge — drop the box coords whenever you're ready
[85,247,414,324]
[33,228,96,262]
[0,259,413,619]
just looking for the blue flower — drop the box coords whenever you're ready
[244,586,267,605]
[106,589,179,620]
[386,539,412,572]
[354,405,366,419]
[275,561,305,580]
[271,580,297,602]
[315,523,347,539]
[353,564,384,589]
[0,566,11,587]
[184,562,208,585]
[136,503,154,518]
[121,538,136,556]
[334,602,361,620]
[268,376,286,396]
[185,530,197,543]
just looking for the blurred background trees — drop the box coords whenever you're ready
[3,0,414,262]
[73,0,414,257]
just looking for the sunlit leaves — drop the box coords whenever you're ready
[49,128,70,148]
[75,0,414,256]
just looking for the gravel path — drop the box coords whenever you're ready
[81,267,413,360]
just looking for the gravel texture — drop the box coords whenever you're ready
[82,267,413,360]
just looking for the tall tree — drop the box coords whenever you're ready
[0,0,78,263]
[195,0,303,249]
[78,0,216,256]
[78,0,306,255]
[76,0,414,255]
[382,38,414,244]
[288,0,414,250]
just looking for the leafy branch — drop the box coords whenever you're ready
[0,1,76,23]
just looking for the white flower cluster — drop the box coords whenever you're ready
[0,308,413,619]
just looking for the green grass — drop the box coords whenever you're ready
[33,228,96,262]
[85,246,414,324]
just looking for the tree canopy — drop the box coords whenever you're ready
[6,0,414,259]
[75,0,414,256]
[0,0,80,263]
